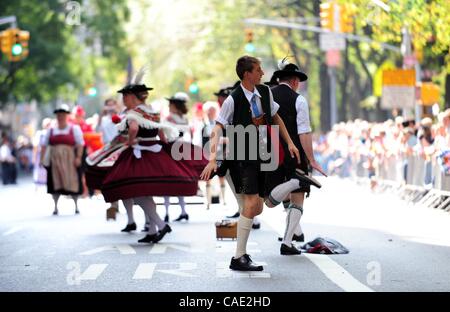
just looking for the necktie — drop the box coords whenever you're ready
[250,94,261,118]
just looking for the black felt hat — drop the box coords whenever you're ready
[117,84,153,94]
[264,74,279,87]
[274,63,308,82]
[214,88,231,97]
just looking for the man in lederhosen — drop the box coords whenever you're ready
[265,62,327,255]
[201,56,320,271]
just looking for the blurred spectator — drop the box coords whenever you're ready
[0,133,17,185]
[33,118,52,186]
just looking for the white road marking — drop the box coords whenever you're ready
[304,254,374,292]
[216,262,270,278]
[149,244,204,254]
[133,263,157,280]
[3,226,25,236]
[79,244,135,255]
[157,262,197,277]
[79,264,108,281]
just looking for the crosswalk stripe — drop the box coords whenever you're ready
[133,263,157,280]
[79,264,108,281]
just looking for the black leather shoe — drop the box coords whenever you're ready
[164,214,169,222]
[227,211,240,218]
[173,214,189,222]
[252,222,261,230]
[293,169,322,189]
[141,224,149,232]
[138,234,157,243]
[278,233,305,242]
[280,243,301,255]
[52,209,58,216]
[229,254,263,271]
[121,223,137,232]
[152,225,172,243]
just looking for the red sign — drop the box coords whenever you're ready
[326,50,340,67]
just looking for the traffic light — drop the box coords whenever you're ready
[0,28,30,62]
[87,86,98,97]
[188,81,199,94]
[339,4,354,33]
[320,1,335,31]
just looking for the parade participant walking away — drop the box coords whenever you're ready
[201,56,319,271]
[96,99,121,220]
[202,100,226,209]
[163,92,193,222]
[40,104,84,215]
[0,133,17,185]
[265,61,327,255]
[33,118,52,188]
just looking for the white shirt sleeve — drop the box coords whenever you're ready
[296,95,312,134]
[43,128,51,146]
[72,125,85,146]
[268,88,280,117]
[215,95,234,126]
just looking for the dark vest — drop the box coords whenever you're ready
[227,84,273,163]
[271,84,306,167]
[231,84,272,126]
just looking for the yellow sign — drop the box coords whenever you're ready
[382,69,416,86]
[373,61,395,97]
[421,82,440,106]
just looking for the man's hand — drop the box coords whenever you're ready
[200,160,217,181]
[288,143,301,164]
[74,157,82,168]
[310,159,327,177]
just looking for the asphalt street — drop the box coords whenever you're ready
[1,175,450,292]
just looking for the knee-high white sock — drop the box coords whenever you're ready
[267,179,299,206]
[144,211,150,225]
[220,183,226,205]
[206,183,212,208]
[294,223,302,236]
[235,215,253,258]
[282,204,303,246]
[164,196,170,216]
[136,196,165,230]
[178,197,186,215]
[122,199,135,225]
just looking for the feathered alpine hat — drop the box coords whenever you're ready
[273,57,308,82]
[117,66,153,94]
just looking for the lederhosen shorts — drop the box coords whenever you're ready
[264,143,311,197]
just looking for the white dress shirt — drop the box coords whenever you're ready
[279,82,312,135]
[216,84,280,126]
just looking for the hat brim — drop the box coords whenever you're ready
[166,97,187,103]
[117,87,153,94]
[53,109,70,114]
[274,70,308,82]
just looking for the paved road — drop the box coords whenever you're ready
[1,176,450,291]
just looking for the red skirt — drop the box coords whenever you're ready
[101,141,207,202]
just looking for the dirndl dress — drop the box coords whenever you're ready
[96,107,207,202]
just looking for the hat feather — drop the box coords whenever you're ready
[132,65,149,85]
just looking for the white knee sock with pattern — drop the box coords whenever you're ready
[235,215,253,258]
[282,204,303,246]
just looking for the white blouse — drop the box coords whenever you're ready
[43,124,85,146]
